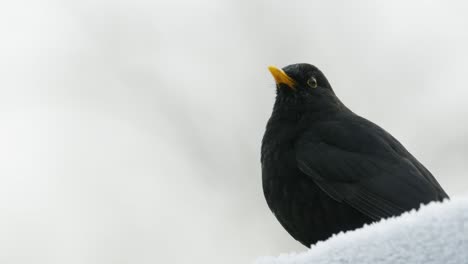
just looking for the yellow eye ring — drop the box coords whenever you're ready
[307,77,318,88]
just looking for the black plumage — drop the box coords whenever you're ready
[261,63,449,247]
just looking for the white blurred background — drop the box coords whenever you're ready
[1,1,467,263]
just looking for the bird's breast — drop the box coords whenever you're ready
[261,120,372,246]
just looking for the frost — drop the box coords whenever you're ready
[256,196,468,264]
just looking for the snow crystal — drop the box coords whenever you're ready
[256,196,468,264]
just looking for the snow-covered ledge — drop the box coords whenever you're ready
[256,196,468,264]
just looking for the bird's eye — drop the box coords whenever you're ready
[307,77,318,88]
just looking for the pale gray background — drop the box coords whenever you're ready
[0,1,467,264]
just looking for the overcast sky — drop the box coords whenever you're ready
[1,1,468,264]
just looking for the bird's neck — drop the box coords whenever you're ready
[271,94,349,123]
[271,97,305,122]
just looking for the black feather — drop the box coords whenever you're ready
[261,63,449,247]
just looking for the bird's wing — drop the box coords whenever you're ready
[295,123,446,220]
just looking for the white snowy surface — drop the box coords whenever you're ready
[256,196,468,264]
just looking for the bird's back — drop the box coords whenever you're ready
[323,112,448,200]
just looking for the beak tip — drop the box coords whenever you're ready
[267,65,279,73]
[267,65,296,89]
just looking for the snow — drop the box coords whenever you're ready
[256,196,468,264]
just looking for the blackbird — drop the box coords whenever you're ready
[261,63,449,247]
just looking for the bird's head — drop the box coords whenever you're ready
[268,63,333,95]
[268,63,344,114]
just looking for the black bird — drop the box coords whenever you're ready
[261,63,449,247]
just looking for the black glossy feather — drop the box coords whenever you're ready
[296,115,448,220]
[261,63,449,247]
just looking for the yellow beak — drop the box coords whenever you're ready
[268,66,296,89]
